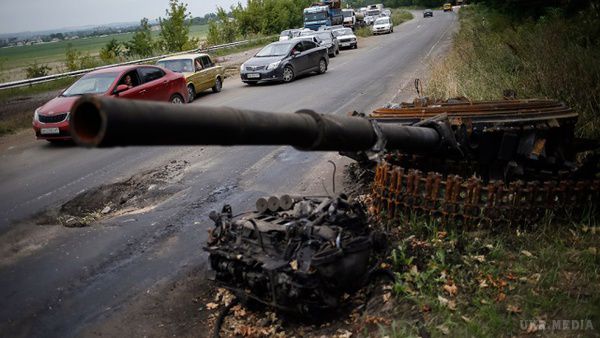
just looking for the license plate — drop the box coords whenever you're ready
[341,43,351,47]
[41,128,60,135]
[247,73,260,79]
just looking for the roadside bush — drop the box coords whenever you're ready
[25,61,52,79]
[391,9,414,25]
[99,38,124,63]
[355,26,373,37]
[426,4,600,137]
[65,44,100,71]
[125,18,155,58]
[206,7,239,45]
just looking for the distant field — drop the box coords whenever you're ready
[0,24,208,81]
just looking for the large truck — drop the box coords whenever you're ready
[367,3,384,11]
[342,8,356,28]
[303,0,344,31]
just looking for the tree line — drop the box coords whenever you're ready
[206,0,313,45]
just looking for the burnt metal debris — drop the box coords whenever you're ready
[205,195,384,313]
[369,98,599,226]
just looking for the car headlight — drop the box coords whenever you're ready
[33,108,40,122]
[240,64,245,71]
[266,61,281,71]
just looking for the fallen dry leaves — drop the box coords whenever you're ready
[206,302,219,310]
[443,281,458,297]
[506,304,522,314]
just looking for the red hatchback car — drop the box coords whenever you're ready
[33,65,188,142]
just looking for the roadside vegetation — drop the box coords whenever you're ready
[391,9,414,25]
[380,212,599,336]
[347,0,446,7]
[379,2,600,336]
[206,0,313,45]
[427,3,600,137]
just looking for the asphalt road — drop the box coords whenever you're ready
[0,11,457,337]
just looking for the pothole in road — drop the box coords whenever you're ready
[34,160,189,227]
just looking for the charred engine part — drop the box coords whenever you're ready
[204,195,385,314]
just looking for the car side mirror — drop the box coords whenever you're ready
[292,51,301,57]
[114,84,129,95]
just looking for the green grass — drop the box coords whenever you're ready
[379,212,600,337]
[391,9,414,26]
[0,24,208,79]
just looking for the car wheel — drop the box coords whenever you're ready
[353,43,358,49]
[212,77,222,93]
[282,66,295,83]
[317,58,327,74]
[335,47,339,55]
[170,94,184,104]
[187,84,195,103]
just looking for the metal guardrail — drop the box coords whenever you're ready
[0,36,275,91]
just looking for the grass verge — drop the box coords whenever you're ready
[379,212,599,337]
[426,4,600,138]
[391,9,414,26]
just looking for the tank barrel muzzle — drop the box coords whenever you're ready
[70,96,441,153]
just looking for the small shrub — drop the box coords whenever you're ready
[391,9,414,25]
[355,26,373,37]
[65,44,99,71]
[25,61,51,79]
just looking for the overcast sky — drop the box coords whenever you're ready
[0,0,244,34]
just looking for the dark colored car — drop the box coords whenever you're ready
[424,9,433,17]
[32,65,188,142]
[240,40,329,85]
[300,30,340,57]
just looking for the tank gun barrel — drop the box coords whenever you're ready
[70,96,443,153]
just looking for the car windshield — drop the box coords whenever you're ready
[342,10,353,18]
[332,28,353,37]
[255,43,291,57]
[304,12,328,21]
[316,32,332,42]
[375,18,389,25]
[61,72,119,97]
[367,10,380,16]
[280,30,290,37]
[157,59,194,73]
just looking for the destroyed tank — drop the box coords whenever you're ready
[69,95,599,313]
